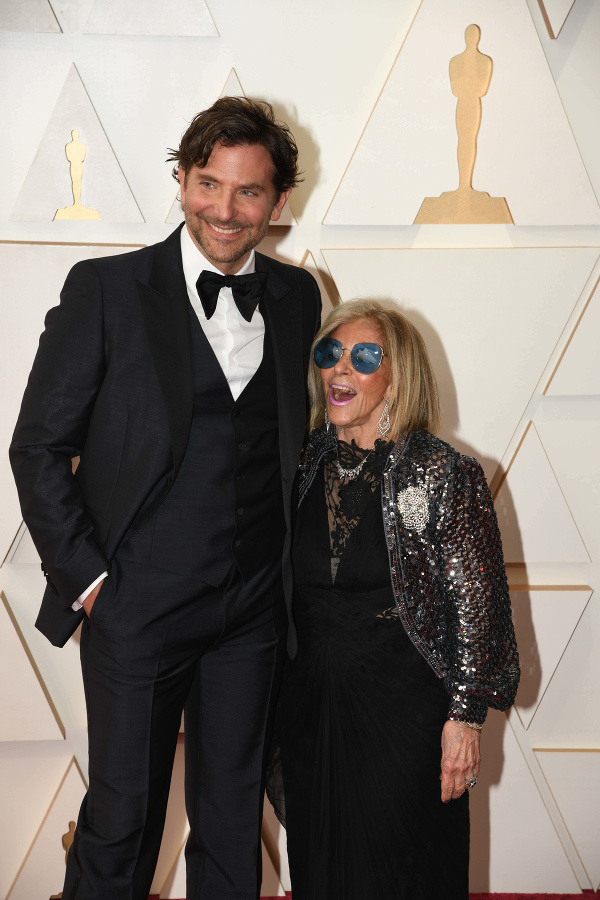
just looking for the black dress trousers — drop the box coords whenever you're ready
[63,555,286,900]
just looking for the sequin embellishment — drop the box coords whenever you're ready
[396,485,429,533]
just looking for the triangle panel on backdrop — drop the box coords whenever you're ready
[0,592,64,741]
[538,0,577,39]
[0,0,60,32]
[0,754,75,899]
[535,749,600,890]
[545,276,600,396]
[84,0,218,36]
[10,65,144,223]
[7,524,40,566]
[300,250,340,322]
[167,69,297,226]
[468,711,580,893]
[321,248,598,477]
[495,423,589,564]
[324,0,600,226]
[511,588,590,728]
[535,420,600,558]
[6,760,86,900]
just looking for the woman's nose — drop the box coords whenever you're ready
[332,348,352,373]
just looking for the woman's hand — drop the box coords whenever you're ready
[440,720,481,803]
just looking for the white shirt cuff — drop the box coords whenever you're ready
[72,572,108,611]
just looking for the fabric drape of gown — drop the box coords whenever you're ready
[268,440,470,900]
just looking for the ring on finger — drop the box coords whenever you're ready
[465,777,477,788]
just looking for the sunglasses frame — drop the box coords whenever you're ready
[313,337,386,375]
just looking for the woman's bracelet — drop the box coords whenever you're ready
[463,721,483,732]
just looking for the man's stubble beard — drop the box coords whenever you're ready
[184,209,271,269]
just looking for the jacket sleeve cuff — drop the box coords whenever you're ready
[447,694,488,725]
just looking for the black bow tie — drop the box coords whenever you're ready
[196,270,268,323]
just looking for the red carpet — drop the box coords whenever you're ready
[469,894,600,899]
[151,894,599,899]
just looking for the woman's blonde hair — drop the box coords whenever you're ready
[308,299,440,439]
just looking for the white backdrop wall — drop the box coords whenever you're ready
[1,0,599,896]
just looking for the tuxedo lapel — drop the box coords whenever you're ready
[136,225,194,475]
[256,253,306,482]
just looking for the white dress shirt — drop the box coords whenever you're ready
[74,225,265,610]
[180,225,264,401]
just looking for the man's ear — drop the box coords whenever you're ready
[269,189,292,222]
[177,167,186,203]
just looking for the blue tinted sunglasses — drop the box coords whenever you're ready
[314,337,386,375]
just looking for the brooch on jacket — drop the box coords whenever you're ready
[396,485,429,534]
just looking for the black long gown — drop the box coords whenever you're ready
[269,440,470,899]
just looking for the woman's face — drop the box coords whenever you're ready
[320,319,391,448]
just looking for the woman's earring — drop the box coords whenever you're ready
[377,398,390,439]
[325,409,331,432]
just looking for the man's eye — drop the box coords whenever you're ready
[240,190,256,197]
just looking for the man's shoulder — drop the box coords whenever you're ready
[73,229,179,281]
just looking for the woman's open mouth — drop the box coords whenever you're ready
[329,384,357,406]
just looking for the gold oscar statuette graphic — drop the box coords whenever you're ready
[414,24,513,224]
[54,129,101,221]
[49,820,76,900]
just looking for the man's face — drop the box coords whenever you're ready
[178,142,290,275]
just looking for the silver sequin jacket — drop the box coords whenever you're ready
[298,427,520,724]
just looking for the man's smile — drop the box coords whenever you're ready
[208,222,245,235]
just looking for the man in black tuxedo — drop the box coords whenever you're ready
[10,97,321,900]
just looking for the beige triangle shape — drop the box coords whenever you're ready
[0,753,74,897]
[537,0,577,38]
[495,423,589,564]
[11,64,144,223]
[84,0,218,35]
[158,831,188,898]
[545,274,600,396]
[260,834,286,897]
[535,749,600,889]
[300,250,340,322]
[48,0,96,33]
[6,758,86,900]
[535,420,600,558]
[324,0,600,226]
[469,711,580,892]
[8,523,41,566]
[0,592,64,741]
[221,67,244,98]
[0,0,61,32]
[166,68,297,226]
[512,588,590,729]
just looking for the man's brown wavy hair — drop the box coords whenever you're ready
[167,96,301,197]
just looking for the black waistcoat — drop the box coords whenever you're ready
[119,304,285,585]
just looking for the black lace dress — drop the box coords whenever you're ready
[269,439,470,900]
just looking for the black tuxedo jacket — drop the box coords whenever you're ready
[10,225,321,649]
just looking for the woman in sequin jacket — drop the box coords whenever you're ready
[298,424,519,725]
[269,299,520,900]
